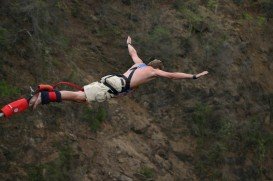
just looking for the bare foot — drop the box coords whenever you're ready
[29,94,38,107]
[29,93,42,110]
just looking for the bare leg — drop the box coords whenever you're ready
[60,91,86,102]
[29,90,86,110]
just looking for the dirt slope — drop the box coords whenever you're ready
[0,0,272,180]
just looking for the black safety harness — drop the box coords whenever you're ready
[102,67,138,95]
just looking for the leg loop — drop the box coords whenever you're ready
[41,90,62,105]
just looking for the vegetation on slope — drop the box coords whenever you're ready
[0,0,272,180]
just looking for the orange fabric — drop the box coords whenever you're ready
[38,84,54,91]
[48,92,57,101]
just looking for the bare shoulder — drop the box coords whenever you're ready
[144,67,172,78]
[153,69,173,78]
[145,66,158,76]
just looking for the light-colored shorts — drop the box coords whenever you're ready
[83,82,113,103]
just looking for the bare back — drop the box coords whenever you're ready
[122,63,156,88]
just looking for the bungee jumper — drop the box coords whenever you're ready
[0,36,208,118]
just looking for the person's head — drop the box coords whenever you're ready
[148,59,164,70]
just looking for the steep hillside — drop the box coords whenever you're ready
[0,0,272,180]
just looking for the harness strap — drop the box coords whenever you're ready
[124,67,137,92]
[102,65,142,95]
[52,82,84,91]
[41,90,62,105]
[103,75,119,95]
[38,82,84,92]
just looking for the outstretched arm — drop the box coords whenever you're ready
[154,69,209,79]
[127,36,143,64]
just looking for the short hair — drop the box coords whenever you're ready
[147,59,164,70]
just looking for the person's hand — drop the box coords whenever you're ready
[196,71,209,78]
[127,36,132,45]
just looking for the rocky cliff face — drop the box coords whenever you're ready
[0,0,272,180]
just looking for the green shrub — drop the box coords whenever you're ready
[138,166,155,180]
[242,12,253,21]
[150,26,171,44]
[203,32,229,59]
[0,27,9,50]
[218,119,235,142]
[96,24,122,38]
[268,94,273,118]
[27,144,75,181]
[257,16,266,26]
[238,118,273,175]
[242,12,267,27]
[252,0,273,18]
[27,164,44,181]
[190,103,235,179]
[55,0,68,10]
[191,103,214,138]
[207,0,218,12]
[0,81,20,98]
[173,0,205,33]
[233,0,244,5]
[71,0,80,18]
[181,7,203,29]
[261,0,273,18]
[57,35,70,49]
[195,142,226,179]
[139,25,177,60]
[81,106,108,132]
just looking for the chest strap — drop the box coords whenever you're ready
[103,75,119,95]
[122,67,137,92]
[102,67,138,95]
